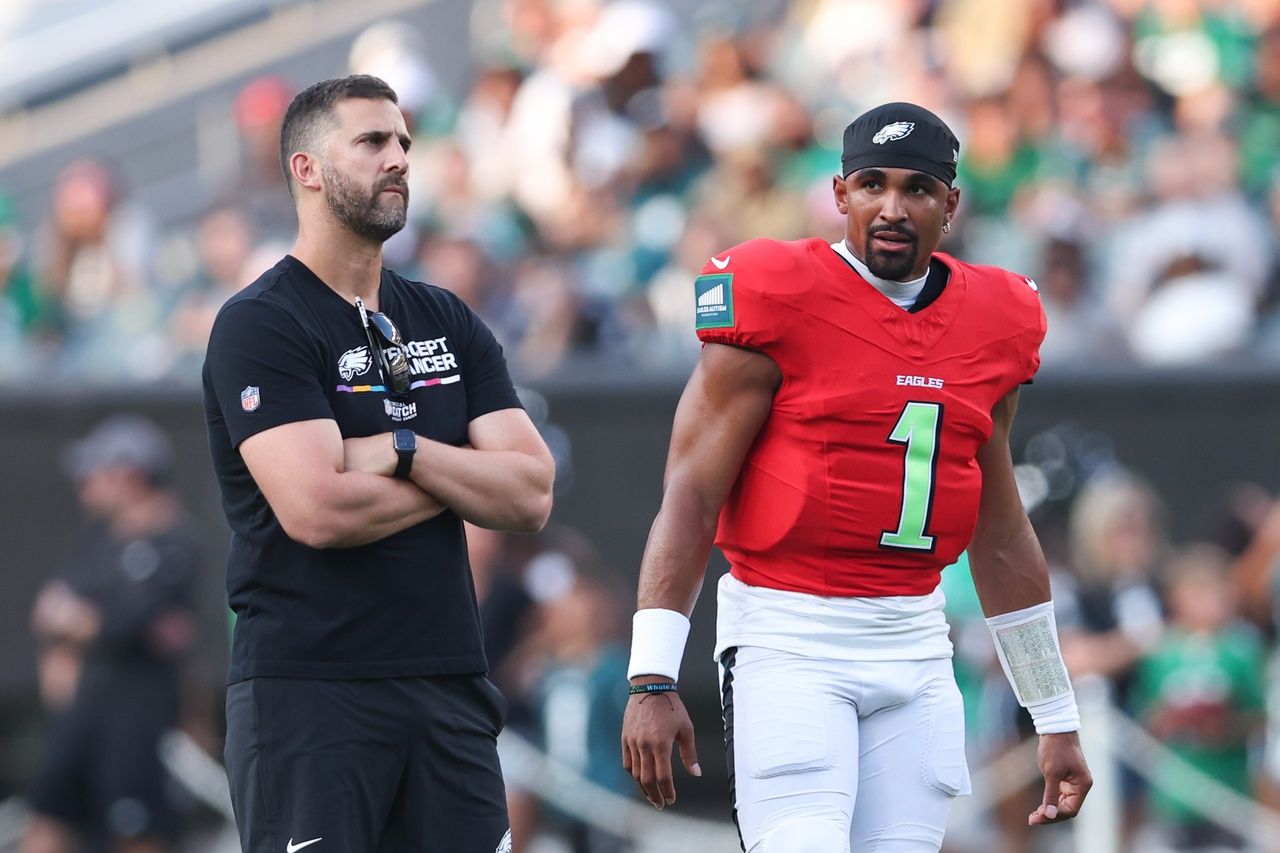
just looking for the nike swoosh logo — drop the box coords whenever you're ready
[710,255,730,270]
[287,839,322,853]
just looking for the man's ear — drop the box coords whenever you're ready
[945,185,961,220]
[833,174,849,215]
[291,151,322,193]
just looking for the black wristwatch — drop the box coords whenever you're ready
[392,429,416,479]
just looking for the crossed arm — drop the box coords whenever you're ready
[240,408,554,549]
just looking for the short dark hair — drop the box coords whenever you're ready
[278,74,399,197]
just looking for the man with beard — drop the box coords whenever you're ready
[621,103,1092,851]
[202,75,552,853]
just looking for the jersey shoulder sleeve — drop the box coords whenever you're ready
[952,256,1047,385]
[204,286,332,448]
[693,238,814,353]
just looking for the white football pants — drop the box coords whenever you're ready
[719,647,970,853]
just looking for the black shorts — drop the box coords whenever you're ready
[32,677,178,846]
[225,675,510,853]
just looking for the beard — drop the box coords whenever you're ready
[864,226,920,281]
[321,162,408,244]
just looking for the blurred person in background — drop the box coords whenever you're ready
[1034,231,1130,367]
[470,524,608,853]
[692,35,779,158]
[954,96,1042,220]
[695,146,810,246]
[32,160,159,379]
[531,568,632,853]
[34,161,149,323]
[1103,131,1272,357]
[227,75,296,241]
[643,213,730,366]
[0,194,58,378]
[1059,472,1167,684]
[506,254,596,378]
[1127,253,1257,364]
[1251,168,1280,358]
[203,75,553,853]
[622,102,1090,851]
[1230,484,1280,825]
[415,234,521,347]
[1238,23,1280,197]
[24,415,198,853]
[1057,469,1167,845]
[1132,544,1266,852]
[164,206,259,380]
[451,65,525,209]
[569,0,674,193]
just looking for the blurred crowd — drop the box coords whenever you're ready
[939,424,1280,853]
[5,0,1280,383]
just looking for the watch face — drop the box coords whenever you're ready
[394,430,416,452]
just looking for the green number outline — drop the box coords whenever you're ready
[879,401,943,552]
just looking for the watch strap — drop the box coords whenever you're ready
[392,430,416,479]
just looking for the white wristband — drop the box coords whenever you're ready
[627,608,691,682]
[986,601,1080,734]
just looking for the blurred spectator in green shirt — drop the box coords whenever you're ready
[1132,543,1266,851]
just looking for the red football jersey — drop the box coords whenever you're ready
[694,238,1046,597]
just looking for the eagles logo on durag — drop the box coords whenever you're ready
[338,346,372,381]
[872,121,915,144]
[494,828,512,853]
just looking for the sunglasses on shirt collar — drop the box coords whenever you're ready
[354,296,412,396]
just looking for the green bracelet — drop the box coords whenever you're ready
[629,682,679,695]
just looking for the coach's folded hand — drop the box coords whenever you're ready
[621,678,701,810]
[343,434,397,477]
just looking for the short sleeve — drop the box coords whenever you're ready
[1020,297,1047,385]
[204,299,334,447]
[1002,271,1047,387]
[452,296,523,420]
[692,259,780,356]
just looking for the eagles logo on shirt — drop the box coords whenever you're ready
[338,346,372,381]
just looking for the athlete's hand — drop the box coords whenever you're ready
[1029,731,1092,826]
[621,678,701,809]
[342,434,396,478]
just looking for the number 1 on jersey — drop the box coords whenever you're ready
[879,401,942,552]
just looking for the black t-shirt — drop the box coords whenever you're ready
[202,256,523,683]
[60,517,196,700]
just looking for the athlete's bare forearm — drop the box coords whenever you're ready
[636,480,720,615]
[970,512,1052,615]
[969,389,1052,615]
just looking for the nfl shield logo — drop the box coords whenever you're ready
[240,385,261,412]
